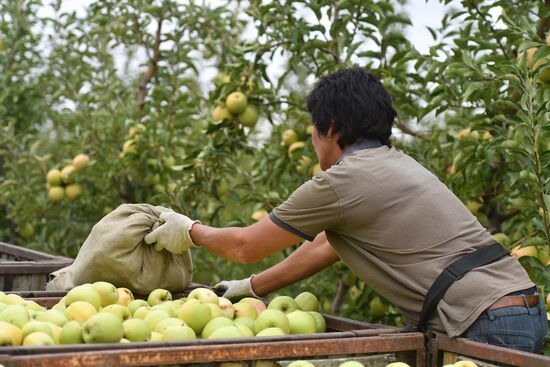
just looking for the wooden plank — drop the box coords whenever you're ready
[0,261,72,275]
[0,242,71,261]
[0,334,425,367]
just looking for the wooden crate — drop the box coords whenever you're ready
[0,242,73,291]
[0,291,426,367]
[427,332,550,367]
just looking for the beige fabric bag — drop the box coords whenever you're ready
[46,203,193,294]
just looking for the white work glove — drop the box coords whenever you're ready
[144,211,201,254]
[214,275,261,300]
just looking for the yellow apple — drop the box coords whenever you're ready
[123,318,151,342]
[0,321,22,345]
[212,105,231,122]
[100,304,131,321]
[21,320,54,339]
[65,284,102,310]
[65,184,82,200]
[116,287,134,306]
[64,301,97,323]
[225,92,248,115]
[92,281,119,307]
[511,245,538,259]
[281,129,298,146]
[48,186,65,202]
[147,288,172,306]
[72,154,90,170]
[61,164,76,184]
[22,331,55,346]
[46,169,63,186]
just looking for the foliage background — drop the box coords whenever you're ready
[1,0,549,351]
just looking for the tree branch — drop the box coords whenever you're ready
[536,0,550,40]
[395,118,428,140]
[137,17,163,112]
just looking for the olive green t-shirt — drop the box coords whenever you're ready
[270,145,534,337]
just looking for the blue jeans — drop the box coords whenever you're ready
[463,294,548,353]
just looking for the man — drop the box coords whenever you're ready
[144,67,547,353]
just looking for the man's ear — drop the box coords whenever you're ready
[327,121,338,141]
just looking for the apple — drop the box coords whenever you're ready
[238,105,259,128]
[154,317,186,334]
[46,169,63,186]
[239,298,266,314]
[152,303,176,317]
[0,304,30,328]
[287,362,315,367]
[294,292,320,312]
[212,106,231,122]
[65,284,102,310]
[251,210,268,221]
[21,320,54,339]
[308,311,326,333]
[4,294,25,305]
[61,164,76,184]
[161,325,196,341]
[82,313,124,343]
[225,92,248,114]
[23,331,55,346]
[206,303,224,318]
[234,301,258,320]
[144,309,171,331]
[120,338,130,343]
[23,300,44,312]
[511,245,538,259]
[207,325,244,339]
[187,287,219,305]
[233,317,255,332]
[254,309,290,334]
[339,362,365,367]
[268,296,298,314]
[281,129,298,146]
[149,331,163,341]
[175,299,212,335]
[133,306,154,320]
[255,327,286,337]
[47,323,62,343]
[369,296,387,317]
[127,299,150,316]
[48,186,65,201]
[202,317,234,339]
[122,318,151,342]
[453,362,479,367]
[218,297,235,319]
[65,184,83,200]
[64,301,97,323]
[148,288,172,306]
[92,281,119,307]
[0,321,22,345]
[234,322,254,337]
[19,223,35,239]
[72,153,90,169]
[100,304,131,321]
[286,310,317,334]
[116,288,134,306]
[59,320,83,344]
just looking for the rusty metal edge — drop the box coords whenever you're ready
[0,334,426,367]
[0,242,72,262]
[429,332,550,367]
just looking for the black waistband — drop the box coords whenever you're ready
[508,286,537,296]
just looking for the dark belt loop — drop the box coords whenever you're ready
[487,308,495,320]
[522,294,533,315]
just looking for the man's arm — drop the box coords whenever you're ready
[251,231,340,296]
[190,215,304,264]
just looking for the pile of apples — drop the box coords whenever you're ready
[0,282,327,346]
[286,361,479,367]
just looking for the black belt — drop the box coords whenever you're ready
[406,242,509,333]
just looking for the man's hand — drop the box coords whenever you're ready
[214,275,260,300]
[144,212,200,254]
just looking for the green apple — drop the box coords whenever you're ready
[206,303,224,318]
[218,297,235,319]
[127,299,150,316]
[202,317,234,339]
[161,325,196,341]
[0,304,30,328]
[187,287,219,305]
[234,322,254,337]
[207,325,244,339]
[152,303,176,317]
[385,363,410,367]
[287,361,315,367]
[294,292,320,312]
[52,298,66,312]
[147,288,172,306]
[149,331,163,341]
[286,310,317,334]
[308,311,326,333]
[21,320,54,339]
[255,327,286,337]
[65,284,102,310]
[116,287,134,306]
[64,301,97,323]
[453,362,478,367]
[4,294,25,305]
[240,297,267,314]
[0,291,6,302]
[120,338,130,343]
[92,281,119,307]
[100,304,132,321]
[267,296,298,314]
[34,309,69,327]
[175,299,212,335]
[23,300,45,312]
[233,317,255,332]
[133,306,154,320]
[225,92,248,115]
[0,321,22,345]
[82,313,124,343]
[22,331,55,346]
[339,362,365,367]
[122,318,151,342]
[47,323,62,344]
[234,301,258,320]
[154,317,186,334]
[254,309,290,334]
[59,320,83,344]
[143,309,171,331]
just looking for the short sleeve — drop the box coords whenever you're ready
[270,174,343,241]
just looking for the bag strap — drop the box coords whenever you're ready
[415,242,509,332]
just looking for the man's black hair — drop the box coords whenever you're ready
[306,67,396,148]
